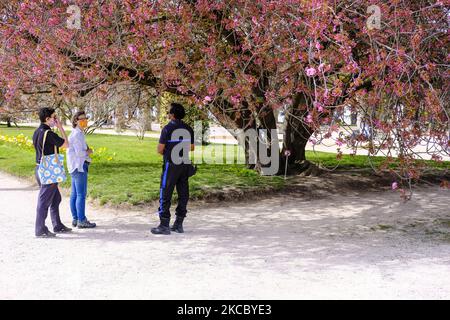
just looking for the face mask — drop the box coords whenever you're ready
[78,119,88,129]
[48,118,56,128]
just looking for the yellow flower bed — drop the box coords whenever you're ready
[0,134,115,162]
[0,133,34,150]
[90,147,116,162]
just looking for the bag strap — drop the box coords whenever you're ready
[41,130,49,162]
[41,129,59,160]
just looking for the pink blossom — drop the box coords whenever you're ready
[32,66,42,75]
[5,84,16,100]
[315,42,322,50]
[207,85,218,96]
[305,67,317,77]
[373,120,382,129]
[203,96,212,104]
[318,63,326,72]
[128,45,137,54]
[306,114,313,123]
[319,63,331,72]
[230,95,241,105]
[314,101,324,112]
[48,17,59,27]
[392,182,398,190]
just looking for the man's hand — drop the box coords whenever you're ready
[54,117,63,129]
[157,143,165,155]
[55,117,69,149]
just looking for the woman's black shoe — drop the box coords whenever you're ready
[53,225,72,233]
[36,230,56,238]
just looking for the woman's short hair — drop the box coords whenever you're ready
[72,111,86,128]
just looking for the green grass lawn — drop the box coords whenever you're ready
[0,125,287,205]
[0,125,447,206]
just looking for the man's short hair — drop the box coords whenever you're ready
[169,103,186,120]
[38,107,55,123]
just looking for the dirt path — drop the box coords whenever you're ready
[0,171,449,299]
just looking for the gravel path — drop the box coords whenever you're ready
[0,171,449,299]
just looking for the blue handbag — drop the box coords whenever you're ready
[37,130,67,185]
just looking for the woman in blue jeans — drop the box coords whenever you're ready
[67,111,96,228]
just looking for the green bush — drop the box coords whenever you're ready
[158,92,210,144]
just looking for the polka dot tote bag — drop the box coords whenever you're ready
[37,130,67,185]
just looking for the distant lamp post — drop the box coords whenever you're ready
[284,150,291,180]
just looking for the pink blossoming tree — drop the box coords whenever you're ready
[0,0,448,189]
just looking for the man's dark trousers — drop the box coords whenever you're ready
[158,162,189,220]
[35,166,64,235]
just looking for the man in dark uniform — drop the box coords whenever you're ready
[151,103,195,235]
[32,107,72,237]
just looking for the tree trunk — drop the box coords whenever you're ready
[6,117,11,127]
[114,107,126,133]
[210,98,257,169]
[282,93,314,174]
[141,105,152,131]
[256,105,281,175]
[209,92,318,176]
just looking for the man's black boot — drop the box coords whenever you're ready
[170,216,184,233]
[151,218,171,235]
